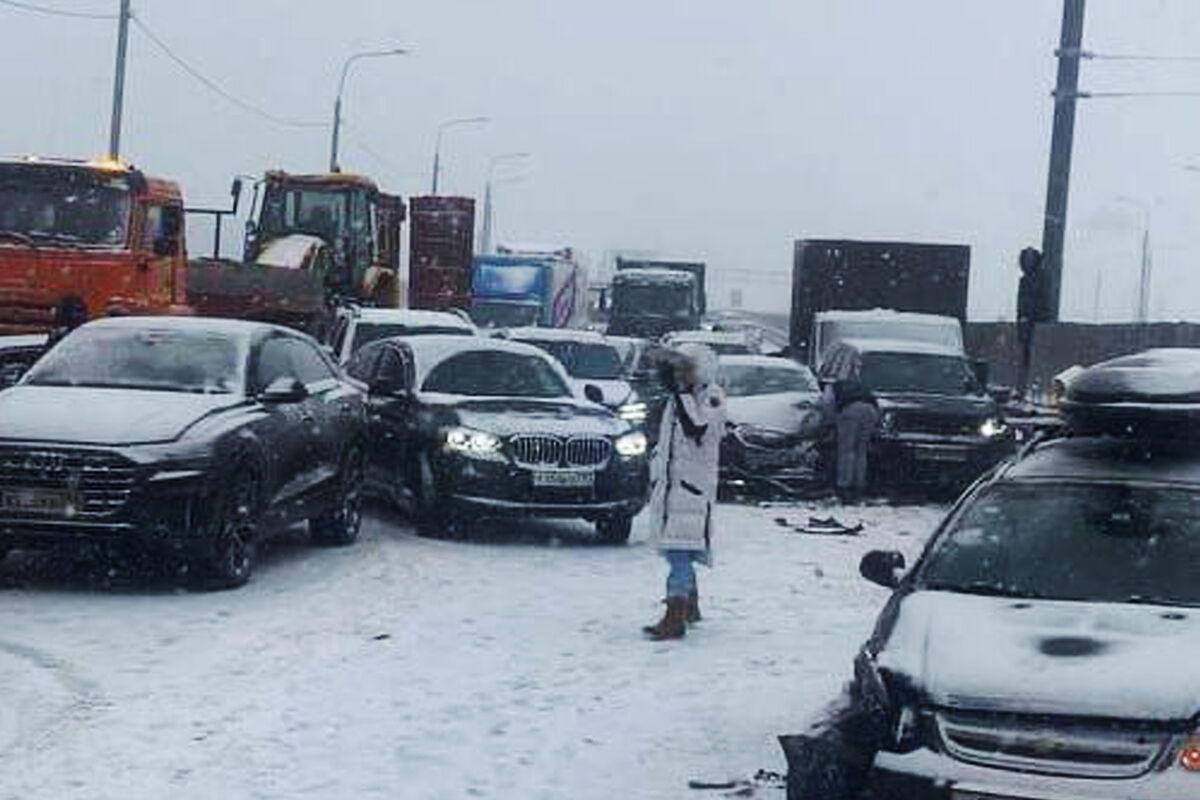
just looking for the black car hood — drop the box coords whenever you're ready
[423,395,627,438]
[0,385,241,446]
[877,591,1200,720]
[877,392,996,418]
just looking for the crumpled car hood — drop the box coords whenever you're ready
[877,591,1200,720]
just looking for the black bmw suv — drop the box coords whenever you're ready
[346,335,650,543]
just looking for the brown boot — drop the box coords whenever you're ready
[643,596,688,640]
[687,590,702,624]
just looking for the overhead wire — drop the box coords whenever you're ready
[130,12,328,130]
[0,0,114,19]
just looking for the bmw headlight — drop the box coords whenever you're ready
[444,428,505,460]
[616,401,648,423]
[979,417,1007,438]
[614,431,648,458]
[878,410,897,436]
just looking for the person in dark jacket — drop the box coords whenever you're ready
[831,376,879,504]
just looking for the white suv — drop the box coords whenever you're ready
[327,307,475,364]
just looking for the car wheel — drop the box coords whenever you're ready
[203,464,260,589]
[596,513,633,544]
[311,447,365,546]
[413,452,461,539]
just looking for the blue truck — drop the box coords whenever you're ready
[469,246,586,328]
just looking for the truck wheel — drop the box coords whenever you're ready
[203,464,260,589]
[311,447,364,546]
[596,514,633,544]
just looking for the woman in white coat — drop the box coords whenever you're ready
[643,343,726,640]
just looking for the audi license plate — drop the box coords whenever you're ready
[532,470,593,488]
[1,488,71,515]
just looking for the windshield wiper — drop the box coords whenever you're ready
[0,230,37,249]
[1124,595,1200,609]
[925,580,1047,600]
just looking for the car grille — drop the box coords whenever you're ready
[935,708,1173,779]
[0,447,138,519]
[896,411,982,437]
[510,435,611,469]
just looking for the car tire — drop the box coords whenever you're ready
[311,446,365,546]
[596,513,633,544]
[203,463,260,589]
[413,452,462,539]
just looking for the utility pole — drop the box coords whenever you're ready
[1038,0,1087,323]
[107,0,132,159]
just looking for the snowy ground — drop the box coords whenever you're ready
[0,498,945,800]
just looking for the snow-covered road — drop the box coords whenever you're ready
[0,499,944,799]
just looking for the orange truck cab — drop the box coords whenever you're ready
[0,156,190,334]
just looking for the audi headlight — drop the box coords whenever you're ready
[444,428,505,460]
[979,417,1007,438]
[615,431,648,458]
[616,401,648,423]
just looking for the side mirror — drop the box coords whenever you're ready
[971,360,990,392]
[260,376,308,404]
[584,384,605,405]
[859,550,906,589]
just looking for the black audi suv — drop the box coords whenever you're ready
[0,316,367,587]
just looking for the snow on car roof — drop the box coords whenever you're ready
[0,333,48,349]
[718,354,808,370]
[354,307,475,329]
[815,309,960,324]
[1005,435,1200,486]
[835,337,965,358]
[612,268,695,284]
[666,330,749,344]
[81,315,280,339]
[501,327,607,343]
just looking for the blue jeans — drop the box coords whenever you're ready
[664,550,699,599]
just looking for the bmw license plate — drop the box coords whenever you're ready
[1,488,71,515]
[532,470,593,488]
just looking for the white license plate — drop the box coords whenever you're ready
[532,470,594,488]
[1,488,71,515]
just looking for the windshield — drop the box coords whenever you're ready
[611,284,693,317]
[860,352,980,395]
[422,350,570,398]
[0,167,131,247]
[817,318,963,357]
[921,483,1200,606]
[724,364,817,397]
[469,302,540,328]
[259,185,348,241]
[352,322,470,352]
[24,326,243,394]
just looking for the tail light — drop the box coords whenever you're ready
[1179,737,1200,771]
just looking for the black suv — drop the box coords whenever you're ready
[785,348,1200,800]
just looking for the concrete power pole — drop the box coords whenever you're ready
[1038,0,1087,323]
[107,0,132,159]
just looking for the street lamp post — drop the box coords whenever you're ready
[481,152,530,254]
[431,116,490,194]
[1115,195,1152,324]
[329,47,409,173]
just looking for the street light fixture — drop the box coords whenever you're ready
[329,47,409,173]
[431,116,490,194]
[481,152,530,253]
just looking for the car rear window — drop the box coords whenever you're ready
[352,322,470,352]
[920,483,1200,607]
[422,350,570,398]
[723,364,816,397]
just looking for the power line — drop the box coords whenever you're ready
[0,0,114,19]
[131,13,328,130]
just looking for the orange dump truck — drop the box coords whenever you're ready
[0,158,404,336]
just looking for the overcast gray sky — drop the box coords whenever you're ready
[1,1,1198,320]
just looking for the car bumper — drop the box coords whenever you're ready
[436,454,649,519]
[874,435,1014,481]
[0,470,219,555]
[869,747,1196,800]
